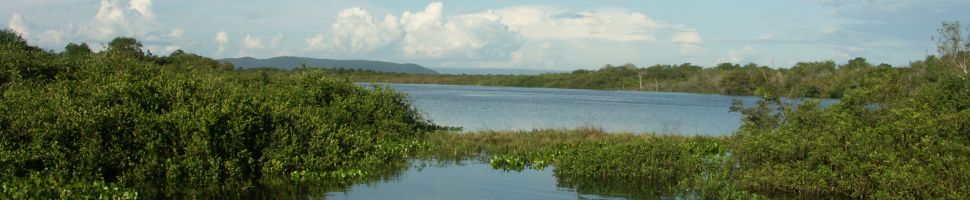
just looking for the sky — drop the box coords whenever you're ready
[3,0,969,70]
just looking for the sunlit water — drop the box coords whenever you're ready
[368,83,780,135]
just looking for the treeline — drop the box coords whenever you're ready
[423,44,970,200]
[421,21,970,199]
[1,30,438,198]
[323,56,962,98]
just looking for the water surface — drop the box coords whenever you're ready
[372,83,772,135]
[325,160,678,200]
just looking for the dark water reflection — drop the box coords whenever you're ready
[322,160,690,200]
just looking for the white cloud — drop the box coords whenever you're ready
[128,0,153,19]
[493,7,699,43]
[270,33,283,47]
[166,28,183,39]
[239,34,264,57]
[305,33,327,50]
[214,31,229,56]
[76,0,159,41]
[300,2,704,66]
[86,0,126,39]
[242,35,263,49]
[146,44,180,55]
[8,13,30,39]
[673,32,702,44]
[672,31,703,55]
[399,3,519,58]
[8,13,65,46]
[38,29,64,45]
[329,7,401,53]
[306,2,519,59]
[717,46,758,63]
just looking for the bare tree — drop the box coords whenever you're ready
[935,21,970,76]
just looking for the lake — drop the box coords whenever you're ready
[336,83,832,200]
[368,83,767,135]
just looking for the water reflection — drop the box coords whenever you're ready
[131,161,413,199]
[321,159,692,200]
[557,176,692,200]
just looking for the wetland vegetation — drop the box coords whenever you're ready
[2,21,970,199]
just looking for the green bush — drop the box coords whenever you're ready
[0,36,438,198]
[732,72,970,198]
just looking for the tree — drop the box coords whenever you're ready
[934,21,970,76]
[0,28,28,48]
[64,42,92,57]
[842,57,872,70]
[107,37,145,58]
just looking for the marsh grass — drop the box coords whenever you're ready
[417,127,761,198]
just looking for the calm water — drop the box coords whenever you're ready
[371,83,768,135]
[336,83,832,199]
[325,160,682,200]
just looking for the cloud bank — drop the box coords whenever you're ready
[304,2,703,68]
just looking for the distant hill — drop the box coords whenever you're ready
[223,56,438,74]
[430,67,564,75]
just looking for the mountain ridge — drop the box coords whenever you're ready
[222,56,438,74]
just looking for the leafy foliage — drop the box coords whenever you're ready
[1,36,438,198]
[320,60,897,98]
[731,68,970,199]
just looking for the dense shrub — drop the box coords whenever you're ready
[1,35,437,198]
[732,71,970,198]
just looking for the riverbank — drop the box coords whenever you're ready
[4,30,969,199]
[312,58,933,99]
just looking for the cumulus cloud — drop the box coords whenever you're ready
[329,7,401,53]
[8,13,30,39]
[672,31,703,55]
[166,28,183,39]
[717,46,758,63]
[38,30,65,45]
[306,2,520,60]
[496,8,657,41]
[8,13,67,46]
[128,0,153,19]
[491,6,705,57]
[305,33,327,50]
[72,0,163,42]
[301,2,704,66]
[399,3,519,58]
[243,35,263,49]
[86,0,127,39]
[269,33,283,47]
[238,34,264,57]
[214,31,229,56]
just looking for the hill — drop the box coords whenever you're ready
[222,56,438,74]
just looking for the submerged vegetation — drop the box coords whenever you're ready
[2,21,969,199]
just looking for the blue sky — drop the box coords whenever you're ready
[3,0,969,70]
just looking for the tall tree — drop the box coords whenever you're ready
[64,42,92,57]
[0,28,28,48]
[935,21,970,76]
[107,37,145,58]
